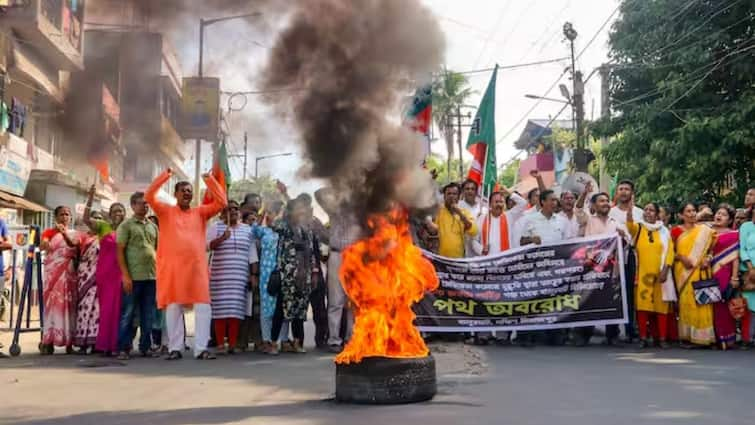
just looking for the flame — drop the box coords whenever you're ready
[335,209,439,364]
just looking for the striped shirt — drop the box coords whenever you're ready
[206,222,256,319]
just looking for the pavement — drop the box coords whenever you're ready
[1,321,754,425]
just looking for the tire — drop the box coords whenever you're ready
[335,356,436,404]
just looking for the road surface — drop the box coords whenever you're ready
[1,339,752,425]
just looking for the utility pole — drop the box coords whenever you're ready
[563,22,589,172]
[194,19,206,206]
[228,131,249,180]
[456,105,463,179]
[599,64,610,191]
[195,12,262,205]
[243,131,248,181]
[447,107,475,182]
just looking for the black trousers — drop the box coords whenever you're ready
[606,248,638,341]
[310,277,328,347]
[271,295,304,342]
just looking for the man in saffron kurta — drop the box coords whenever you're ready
[145,169,226,359]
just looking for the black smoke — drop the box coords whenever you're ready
[262,0,445,226]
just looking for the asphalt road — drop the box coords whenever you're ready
[1,342,753,425]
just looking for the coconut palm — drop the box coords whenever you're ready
[432,67,474,179]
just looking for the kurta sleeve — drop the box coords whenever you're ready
[145,170,172,218]
[199,175,227,220]
[627,221,639,239]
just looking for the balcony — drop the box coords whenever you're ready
[1,0,84,71]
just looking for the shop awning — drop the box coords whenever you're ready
[0,191,49,212]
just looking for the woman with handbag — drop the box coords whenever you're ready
[673,203,716,348]
[627,202,675,348]
[251,210,281,355]
[709,204,740,350]
[739,207,755,347]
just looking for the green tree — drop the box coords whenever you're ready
[228,175,281,204]
[594,0,755,207]
[497,159,519,189]
[425,154,469,185]
[432,68,474,175]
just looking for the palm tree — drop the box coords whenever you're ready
[432,67,474,179]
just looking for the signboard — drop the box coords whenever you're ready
[180,77,220,141]
[0,143,32,196]
[415,235,627,332]
[8,225,30,249]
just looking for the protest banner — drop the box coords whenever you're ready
[415,235,628,332]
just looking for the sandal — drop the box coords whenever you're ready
[196,350,217,360]
[165,351,183,361]
[117,351,131,361]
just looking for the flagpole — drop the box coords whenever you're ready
[480,150,491,253]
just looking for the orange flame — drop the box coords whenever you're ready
[335,208,439,364]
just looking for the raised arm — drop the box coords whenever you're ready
[530,169,546,193]
[507,192,528,217]
[145,169,173,217]
[199,173,227,220]
[576,181,593,210]
[83,184,96,230]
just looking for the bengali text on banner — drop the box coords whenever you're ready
[414,235,628,332]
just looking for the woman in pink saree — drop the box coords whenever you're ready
[41,206,80,354]
[710,204,740,350]
[81,185,126,356]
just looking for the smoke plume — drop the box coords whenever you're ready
[262,0,445,225]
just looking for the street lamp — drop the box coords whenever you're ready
[199,12,263,78]
[193,11,263,205]
[255,153,293,178]
[524,94,571,104]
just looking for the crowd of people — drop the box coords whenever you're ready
[419,170,755,350]
[16,165,755,359]
[32,169,358,359]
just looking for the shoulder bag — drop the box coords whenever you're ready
[691,268,721,305]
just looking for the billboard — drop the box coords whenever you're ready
[180,77,220,141]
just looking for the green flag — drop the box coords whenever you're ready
[466,65,498,196]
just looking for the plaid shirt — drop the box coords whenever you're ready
[328,211,362,251]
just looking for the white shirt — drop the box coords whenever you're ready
[558,210,581,240]
[511,206,539,248]
[471,193,527,255]
[459,198,488,257]
[459,198,488,221]
[522,211,567,245]
[609,205,644,246]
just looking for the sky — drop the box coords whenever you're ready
[180,0,622,197]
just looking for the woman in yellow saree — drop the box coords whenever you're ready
[674,203,716,347]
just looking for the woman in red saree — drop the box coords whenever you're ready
[41,206,80,354]
[710,204,739,350]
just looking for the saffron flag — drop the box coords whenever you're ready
[466,65,498,196]
[203,141,231,205]
[405,84,432,162]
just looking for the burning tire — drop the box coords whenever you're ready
[335,355,436,404]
